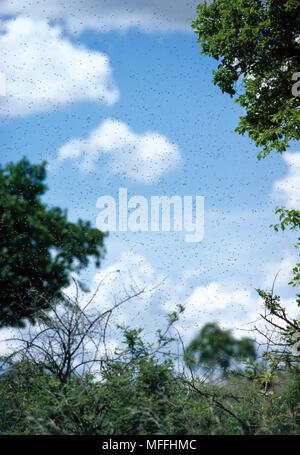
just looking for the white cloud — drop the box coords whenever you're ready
[259,250,296,293]
[62,249,300,347]
[0,327,16,356]
[272,152,300,209]
[63,251,167,346]
[0,251,163,359]
[54,118,181,183]
[163,281,262,342]
[0,17,119,117]
[78,252,262,344]
[0,0,201,34]
[1,249,299,358]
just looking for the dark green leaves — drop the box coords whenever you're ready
[192,0,300,157]
[0,157,106,328]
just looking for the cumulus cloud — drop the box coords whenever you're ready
[0,0,201,34]
[163,281,261,342]
[0,17,119,117]
[53,118,181,183]
[66,252,262,345]
[272,152,300,209]
[39,249,300,348]
[85,254,290,347]
[1,249,299,357]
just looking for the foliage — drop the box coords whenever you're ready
[1,315,300,435]
[271,207,300,289]
[192,0,300,158]
[0,157,106,328]
[1,288,299,435]
[1,0,300,437]
[185,322,257,374]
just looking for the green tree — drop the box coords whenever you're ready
[192,0,300,158]
[185,322,257,374]
[0,157,106,328]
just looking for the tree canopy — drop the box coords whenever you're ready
[0,157,106,328]
[192,0,300,158]
[185,322,257,373]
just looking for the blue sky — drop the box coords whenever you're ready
[0,1,299,345]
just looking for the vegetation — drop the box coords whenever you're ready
[0,154,299,434]
[192,0,300,158]
[184,322,257,375]
[0,283,299,435]
[0,158,106,328]
[0,0,299,436]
